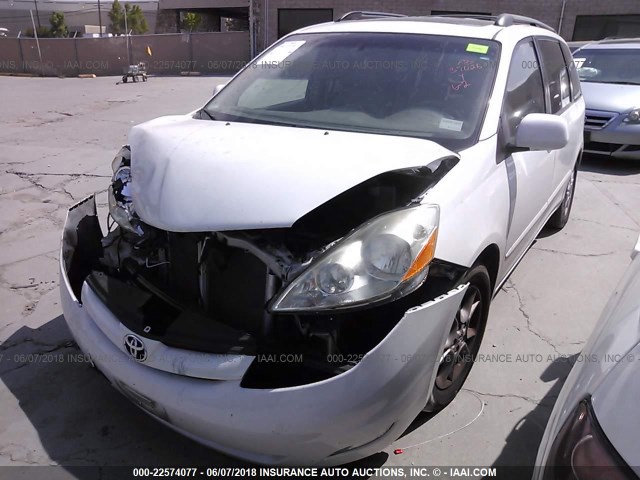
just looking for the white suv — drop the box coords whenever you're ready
[60,12,584,465]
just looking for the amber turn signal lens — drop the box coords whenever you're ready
[402,227,438,281]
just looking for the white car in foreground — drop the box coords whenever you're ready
[60,12,584,465]
[534,235,640,479]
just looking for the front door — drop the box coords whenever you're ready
[501,39,555,262]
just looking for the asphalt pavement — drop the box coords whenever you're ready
[0,75,638,476]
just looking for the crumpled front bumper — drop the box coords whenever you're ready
[60,196,467,466]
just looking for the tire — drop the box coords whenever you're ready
[122,76,128,83]
[425,264,492,412]
[548,167,577,230]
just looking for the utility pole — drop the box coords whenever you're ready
[124,6,131,65]
[97,0,103,36]
[33,0,41,28]
[249,0,255,58]
[29,10,43,75]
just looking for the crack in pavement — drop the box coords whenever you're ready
[7,171,110,179]
[10,171,51,192]
[6,172,74,196]
[8,284,38,290]
[0,249,59,268]
[4,170,105,203]
[584,177,640,185]
[503,280,563,356]
[588,179,640,229]
[0,338,75,354]
[61,186,75,201]
[572,217,638,232]
[461,388,557,406]
[531,246,616,257]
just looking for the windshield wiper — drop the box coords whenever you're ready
[199,109,217,120]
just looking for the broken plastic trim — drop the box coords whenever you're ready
[214,157,459,285]
[62,195,103,301]
[290,157,458,251]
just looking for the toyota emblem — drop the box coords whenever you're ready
[124,334,147,362]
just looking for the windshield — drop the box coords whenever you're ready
[204,33,500,151]
[574,48,640,85]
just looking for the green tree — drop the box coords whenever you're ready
[125,4,148,35]
[49,11,68,38]
[181,12,201,32]
[108,0,124,35]
[108,1,148,35]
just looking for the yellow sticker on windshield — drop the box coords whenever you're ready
[466,43,489,54]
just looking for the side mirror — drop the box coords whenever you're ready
[512,113,569,152]
[632,233,640,260]
[213,82,228,96]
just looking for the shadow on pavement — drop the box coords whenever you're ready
[0,314,393,478]
[579,154,640,176]
[0,314,243,479]
[489,353,579,478]
[0,314,583,478]
[395,410,438,439]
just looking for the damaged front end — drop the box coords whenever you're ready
[62,146,464,389]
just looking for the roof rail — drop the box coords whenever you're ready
[337,11,406,22]
[432,14,497,22]
[431,12,555,32]
[599,36,640,44]
[335,11,556,31]
[495,13,556,32]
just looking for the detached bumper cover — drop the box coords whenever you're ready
[60,196,467,465]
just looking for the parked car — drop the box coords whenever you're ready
[0,27,9,37]
[567,40,590,53]
[534,234,640,479]
[60,12,584,465]
[573,38,640,160]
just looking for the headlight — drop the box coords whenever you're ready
[269,204,439,312]
[541,398,636,480]
[624,108,640,124]
[108,146,143,235]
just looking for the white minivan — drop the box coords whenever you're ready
[60,12,584,465]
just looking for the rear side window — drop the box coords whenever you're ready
[560,42,582,100]
[502,40,545,144]
[538,39,571,113]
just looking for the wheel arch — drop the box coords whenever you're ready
[473,243,501,294]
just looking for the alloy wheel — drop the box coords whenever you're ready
[435,285,482,390]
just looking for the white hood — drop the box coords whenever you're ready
[129,115,456,232]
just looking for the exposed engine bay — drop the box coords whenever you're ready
[64,147,464,389]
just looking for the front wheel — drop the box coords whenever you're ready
[548,167,577,230]
[425,264,491,412]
